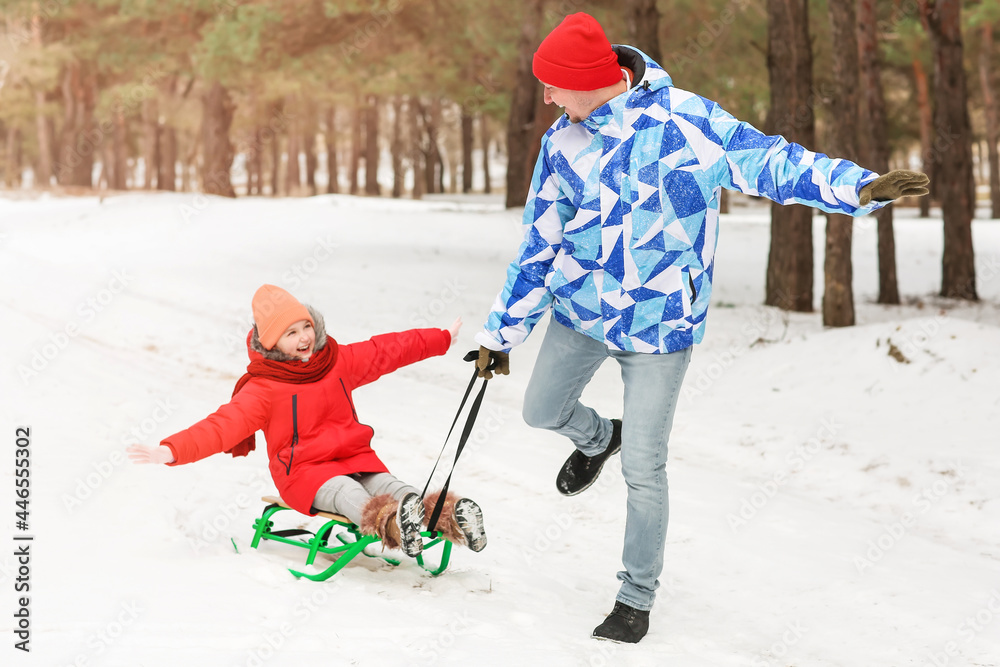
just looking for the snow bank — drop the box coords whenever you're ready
[0,193,997,666]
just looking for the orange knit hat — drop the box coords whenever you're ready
[252,284,313,350]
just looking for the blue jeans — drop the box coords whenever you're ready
[523,318,691,611]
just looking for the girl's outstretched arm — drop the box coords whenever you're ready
[126,444,175,464]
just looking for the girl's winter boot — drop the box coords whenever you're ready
[361,493,425,558]
[423,491,488,552]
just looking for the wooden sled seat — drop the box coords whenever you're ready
[261,495,352,523]
[249,495,452,581]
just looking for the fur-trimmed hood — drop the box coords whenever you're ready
[250,304,330,362]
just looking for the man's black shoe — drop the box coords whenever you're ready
[556,419,621,496]
[592,600,650,643]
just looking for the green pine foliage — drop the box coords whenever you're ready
[0,0,990,194]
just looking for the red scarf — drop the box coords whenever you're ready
[227,335,339,457]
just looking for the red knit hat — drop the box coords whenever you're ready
[532,13,621,91]
[252,284,313,350]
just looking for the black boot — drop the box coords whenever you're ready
[555,419,621,496]
[592,601,650,643]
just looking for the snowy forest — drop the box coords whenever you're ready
[1,1,1000,666]
[0,0,999,317]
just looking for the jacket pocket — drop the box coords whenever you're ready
[679,267,697,319]
[275,394,298,476]
[683,267,698,305]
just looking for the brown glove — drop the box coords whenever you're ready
[476,346,510,380]
[859,170,930,206]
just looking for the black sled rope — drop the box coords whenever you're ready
[420,350,494,533]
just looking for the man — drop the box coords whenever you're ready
[475,13,929,643]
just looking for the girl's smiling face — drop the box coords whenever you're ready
[274,319,316,361]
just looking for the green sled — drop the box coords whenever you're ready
[248,495,453,581]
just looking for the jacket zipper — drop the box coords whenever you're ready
[340,379,375,439]
[339,379,359,420]
[277,394,298,476]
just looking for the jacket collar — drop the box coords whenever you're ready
[576,46,673,133]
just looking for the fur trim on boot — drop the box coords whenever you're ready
[360,493,424,557]
[361,494,401,549]
[423,491,487,552]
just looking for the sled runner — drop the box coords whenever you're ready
[249,496,453,581]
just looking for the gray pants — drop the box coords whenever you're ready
[312,473,419,526]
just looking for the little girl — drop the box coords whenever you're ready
[127,284,487,558]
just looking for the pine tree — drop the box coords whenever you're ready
[764,0,815,312]
[919,0,977,300]
[821,0,861,327]
[858,0,900,304]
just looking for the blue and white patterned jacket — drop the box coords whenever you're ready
[476,47,889,355]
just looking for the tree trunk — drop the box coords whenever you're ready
[269,124,279,197]
[764,0,815,312]
[979,24,1000,219]
[325,106,339,194]
[410,97,426,200]
[461,109,474,193]
[285,99,301,196]
[481,114,492,194]
[821,0,860,327]
[248,126,263,195]
[858,0,900,304]
[34,90,53,188]
[158,126,176,191]
[301,101,317,197]
[182,130,199,192]
[505,0,544,208]
[96,143,109,190]
[973,140,983,184]
[200,81,236,197]
[920,0,976,300]
[31,12,52,189]
[391,96,404,198]
[430,97,444,195]
[625,0,663,64]
[420,99,441,195]
[58,60,97,187]
[142,97,159,189]
[5,125,21,188]
[448,135,460,194]
[913,58,934,218]
[111,110,128,190]
[349,102,362,195]
[365,94,380,196]
[304,128,317,196]
[245,128,256,196]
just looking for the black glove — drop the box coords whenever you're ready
[476,346,510,380]
[859,170,930,206]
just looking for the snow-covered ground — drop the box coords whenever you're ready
[1,191,998,667]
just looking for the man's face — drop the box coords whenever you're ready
[542,83,592,123]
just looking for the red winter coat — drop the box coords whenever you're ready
[161,328,451,514]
